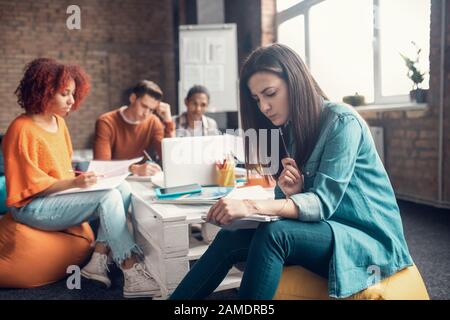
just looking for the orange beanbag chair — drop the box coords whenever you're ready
[0,213,94,288]
[274,264,430,300]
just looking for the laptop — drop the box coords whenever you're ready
[162,134,244,187]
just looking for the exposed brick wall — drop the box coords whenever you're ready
[0,0,176,149]
[359,109,439,202]
[359,0,450,206]
[261,0,276,45]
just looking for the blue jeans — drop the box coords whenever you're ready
[11,181,141,264]
[170,219,333,300]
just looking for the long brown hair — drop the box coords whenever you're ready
[239,43,328,177]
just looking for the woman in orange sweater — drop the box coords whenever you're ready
[3,58,158,298]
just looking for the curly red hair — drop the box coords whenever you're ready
[15,58,91,114]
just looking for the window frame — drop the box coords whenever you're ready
[276,0,428,105]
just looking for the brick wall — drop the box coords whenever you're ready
[0,0,176,149]
[358,0,450,206]
[261,0,276,45]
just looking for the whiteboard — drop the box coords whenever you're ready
[178,24,239,113]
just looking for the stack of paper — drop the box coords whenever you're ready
[202,185,280,229]
[153,186,234,205]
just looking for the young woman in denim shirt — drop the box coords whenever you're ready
[170,44,413,299]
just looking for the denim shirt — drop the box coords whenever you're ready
[274,101,413,298]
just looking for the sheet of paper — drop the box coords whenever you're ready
[183,37,204,64]
[49,157,142,196]
[126,175,152,182]
[151,171,165,187]
[49,173,131,196]
[206,37,226,64]
[204,65,224,92]
[183,64,204,91]
[225,185,273,200]
[201,214,280,231]
[87,157,142,178]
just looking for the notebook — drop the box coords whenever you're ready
[201,213,280,230]
[50,157,142,196]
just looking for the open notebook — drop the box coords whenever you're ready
[197,185,281,229]
[50,157,142,196]
[201,213,280,230]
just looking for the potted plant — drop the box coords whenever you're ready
[343,92,366,107]
[400,41,428,103]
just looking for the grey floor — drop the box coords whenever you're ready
[0,200,448,300]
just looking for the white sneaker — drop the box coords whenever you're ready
[81,252,111,289]
[122,263,161,298]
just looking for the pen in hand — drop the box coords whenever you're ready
[143,150,155,164]
[279,127,291,158]
[68,170,104,178]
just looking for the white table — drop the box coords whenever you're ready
[128,180,243,299]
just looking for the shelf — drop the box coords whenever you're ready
[354,102,427,112]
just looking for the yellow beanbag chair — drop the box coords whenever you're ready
[0,213,94,288]
[274,264,430,300]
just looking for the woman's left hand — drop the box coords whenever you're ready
[206,199,257,225]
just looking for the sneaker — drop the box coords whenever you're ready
[81,252,111,289]
[122,263,160,298]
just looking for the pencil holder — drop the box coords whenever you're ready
[216,166,236,187]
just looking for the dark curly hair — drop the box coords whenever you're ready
[15,58,91,114]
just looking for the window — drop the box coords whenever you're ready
[278,15,306,59]
[277,0,304,12]
[277,0,431,105]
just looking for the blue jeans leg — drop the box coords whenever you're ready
[169,228,254,300]
[96,181,132,244]
[238,219,333,299]
[169,219,333,300]
[11,181,140,264]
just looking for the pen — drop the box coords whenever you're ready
[68,170,104,178]
[143,150,154,163]
[279,127,291,158]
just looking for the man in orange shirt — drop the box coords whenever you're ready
[94,80,175,176]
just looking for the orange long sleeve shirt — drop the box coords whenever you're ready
[93,108,175,160]
[2,114,75,208]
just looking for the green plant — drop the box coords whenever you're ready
[400,41,426,91]
[343,92,365,107]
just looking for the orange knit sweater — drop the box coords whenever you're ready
[2,114,74,208]
[93,108,175,160]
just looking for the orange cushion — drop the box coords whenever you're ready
[0,213,94,288]
[274,264,430,300]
